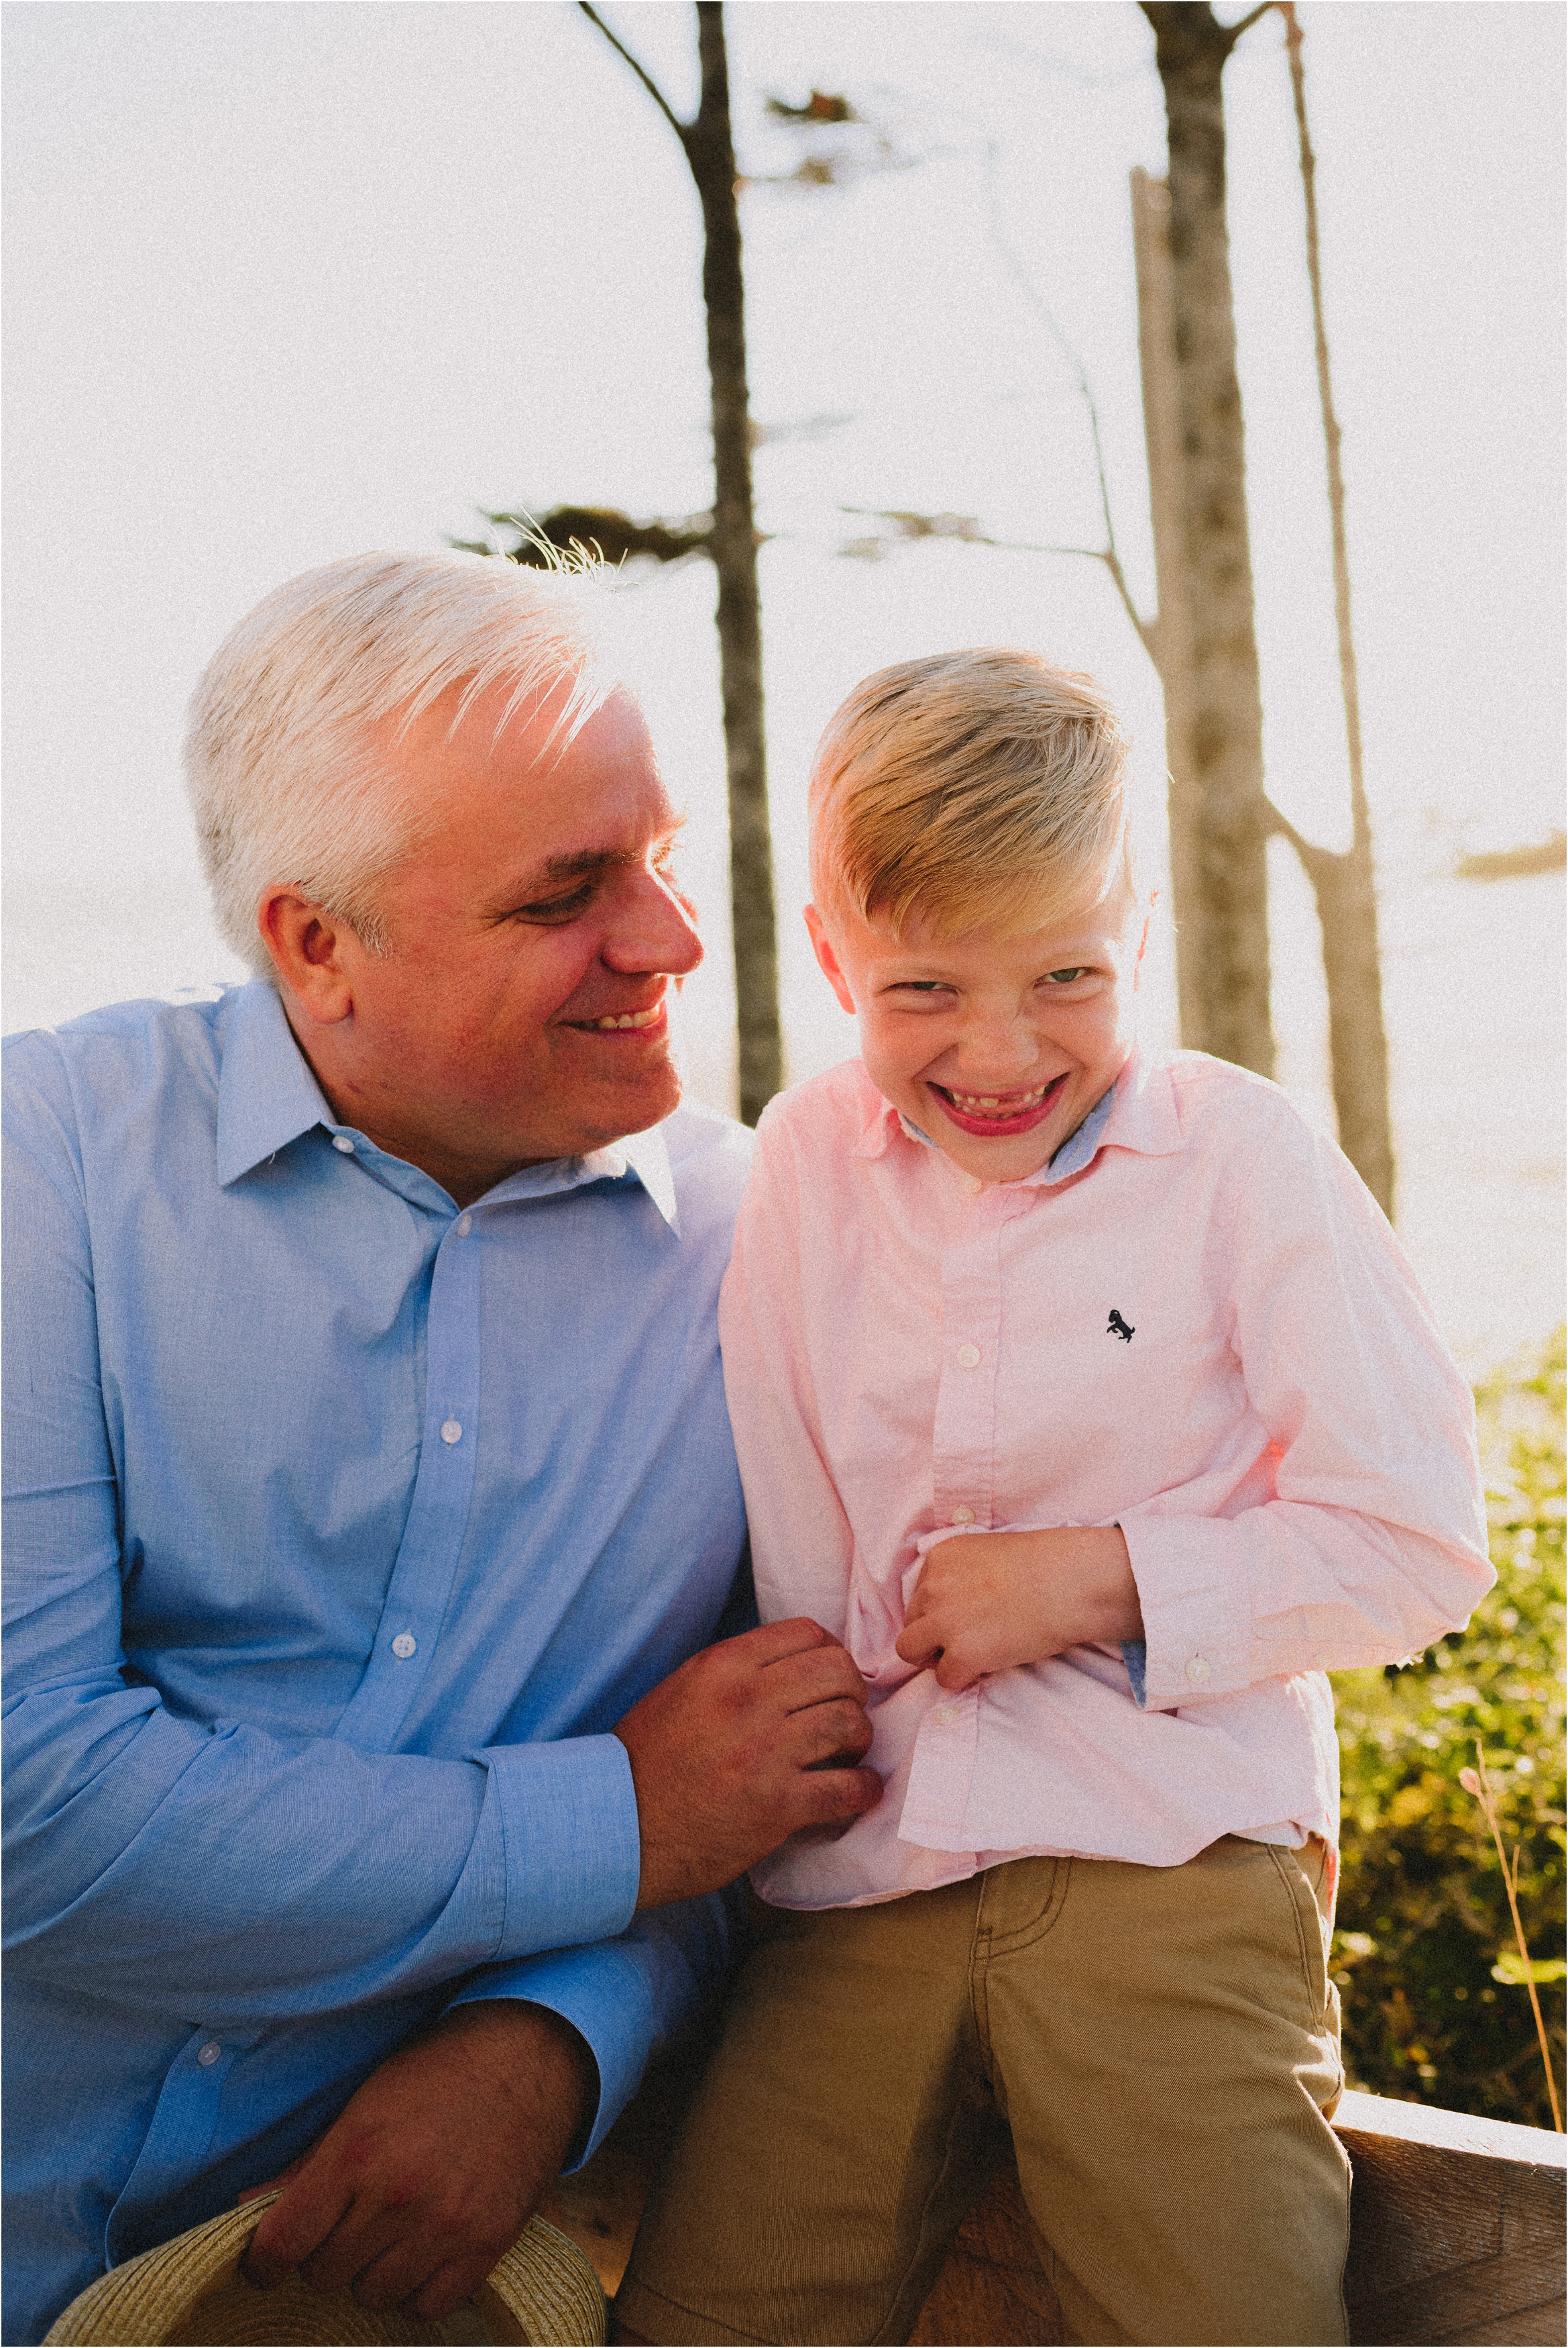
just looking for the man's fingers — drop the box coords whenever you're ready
[765,1640,869,1716]
[298,2208,414,2302]
[730,1615,844,1667]
[795,1762,883,1825]
[345,2231,455,2314]
[790,1695,874,1768]
[244,2171,353,2287]
[410,2253,505,2323]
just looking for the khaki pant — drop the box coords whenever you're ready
[618,1838,1349,2347]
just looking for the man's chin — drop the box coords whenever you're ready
[559,1057,684,1155]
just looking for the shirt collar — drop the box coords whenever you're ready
[214,979,681,1227]
[215,982,339,1185]
[852,1039,1185,1179]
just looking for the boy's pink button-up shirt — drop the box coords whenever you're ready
[721,1047,1493,1911]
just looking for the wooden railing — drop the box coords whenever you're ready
[549,2062,1566,2345]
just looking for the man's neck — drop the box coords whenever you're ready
[277,999,553,1207]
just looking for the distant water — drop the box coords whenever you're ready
[4,865,1561,1379]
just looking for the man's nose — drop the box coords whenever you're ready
[603,871,704,976]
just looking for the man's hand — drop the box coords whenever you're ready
[613,1617,881,1908]
[240,2000,592,2321]
[894,1526,1143,1691]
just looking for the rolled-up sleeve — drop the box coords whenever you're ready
[1119,1114,1493,1712]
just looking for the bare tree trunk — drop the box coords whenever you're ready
[1129,166,1205,1054]
[687,4,781,1126]
[579,1,782,1125]
[1278,1,1394,1216]
[1139,2,1274,1079]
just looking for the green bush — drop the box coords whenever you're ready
[1333,1328,1565,2130]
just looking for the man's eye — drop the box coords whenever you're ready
[515,885,595,923]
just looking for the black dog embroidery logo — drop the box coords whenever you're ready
[1107,1309,1135,1342]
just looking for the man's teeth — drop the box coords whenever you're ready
[947,1083,1052,1115]
[588,1006,663,1031]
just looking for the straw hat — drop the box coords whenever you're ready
[43,2192,606,2346]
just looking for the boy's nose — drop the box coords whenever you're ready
[952,1016,1044,1085]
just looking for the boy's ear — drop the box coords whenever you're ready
[803,904,858,1016]
[1132,887,1157,989]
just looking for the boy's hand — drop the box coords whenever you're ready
[895,1526,1143,1691]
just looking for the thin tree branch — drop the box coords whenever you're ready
[1097,546,1162,662]
[1223,1,1278,45]
[1263,794,1337,876]
[978,143,1158,655]
[577,3,692,148]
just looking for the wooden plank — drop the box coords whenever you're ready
[1336,2093,1565,2347]
[1334,2088,1568,2168]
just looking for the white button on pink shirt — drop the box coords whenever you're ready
[720,1046,1493,1912]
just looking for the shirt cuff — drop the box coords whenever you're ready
[480,1733,641,1961]
[445,1939,656,2170]
[1117,1513,1251,1709]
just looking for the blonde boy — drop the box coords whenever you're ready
[617,651,1492,2347]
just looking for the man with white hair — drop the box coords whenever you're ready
[2,552,879,2344]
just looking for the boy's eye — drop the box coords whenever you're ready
[1042,967,1089,985]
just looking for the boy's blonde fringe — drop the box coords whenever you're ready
[808,648,1134,940]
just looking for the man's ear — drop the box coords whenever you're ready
[803,904,857,1016]
[257,888,357,1025]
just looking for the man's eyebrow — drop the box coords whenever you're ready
[496,821,687,901]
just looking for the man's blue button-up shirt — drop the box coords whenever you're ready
[2,981,752,2344]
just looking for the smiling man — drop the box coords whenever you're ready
[1,552,879,2345]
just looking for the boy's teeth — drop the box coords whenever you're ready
[948,1083,1050,1114]
[593,1006,662,1030]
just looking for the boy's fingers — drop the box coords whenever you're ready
[932,1650,981,1692]
[895,1620,941,1665]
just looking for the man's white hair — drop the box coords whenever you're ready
[184,549,618,977]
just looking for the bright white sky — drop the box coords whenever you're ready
[3,0,1564,1361]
